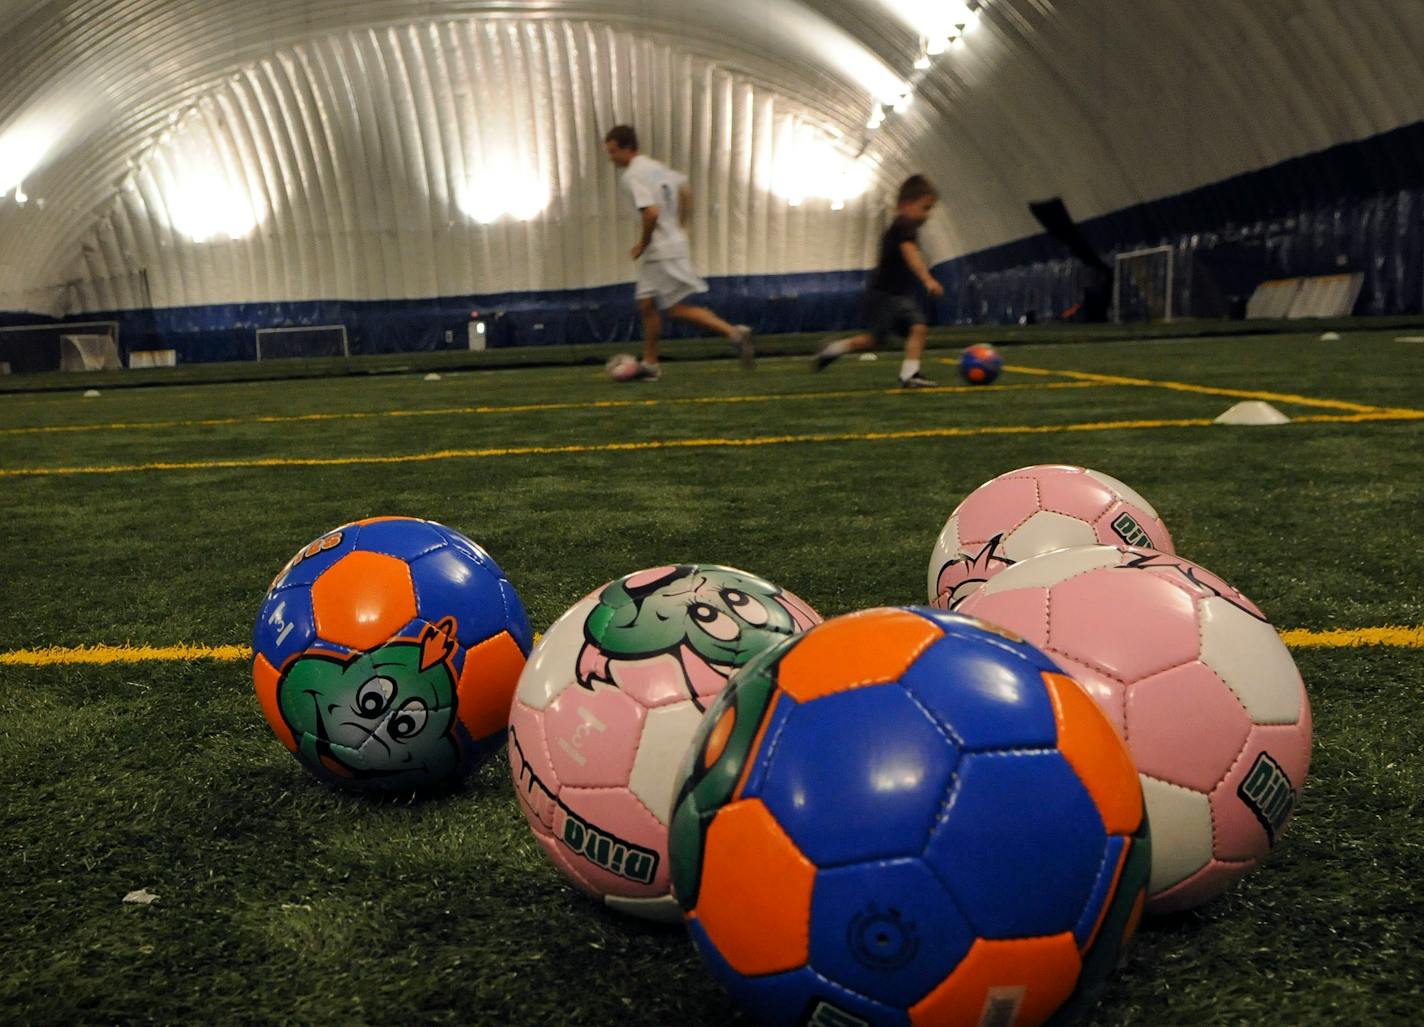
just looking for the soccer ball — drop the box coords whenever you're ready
[606,353,640,382]
[929,464,1174,610]
[958,343,1002,384]
[251,516,533,792]
[669,608,1150,1026]
[508,564,820,922]
[957,546,1312,913]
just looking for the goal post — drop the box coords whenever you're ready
[254,324,350,361]
[0,320,121,373]
[1113,245,1174,324]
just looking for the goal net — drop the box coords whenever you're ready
[255,324,350,361]
[60,334,123,371]
[0,321,121,373]
[1113,245,1174,323]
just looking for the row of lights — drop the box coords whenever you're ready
[866,2,983,132]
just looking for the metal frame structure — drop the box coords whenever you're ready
[254,324,350,361]
[1112,245,1174,324]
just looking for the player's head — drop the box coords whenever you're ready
[604,125,639,167]
[896,174,939,222]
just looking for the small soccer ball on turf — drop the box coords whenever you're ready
[251,517,533,793]
[957,545,1312,914]
[958,343,1002,384]
[606,353,640,381]
[669,608,1150,1027]
[929,463,1174,609]
[508,564,820,922]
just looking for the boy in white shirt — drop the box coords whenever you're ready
[604,125,753,379]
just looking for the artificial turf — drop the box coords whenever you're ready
[1,328,1421,1024]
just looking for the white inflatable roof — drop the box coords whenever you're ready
[1,0,1421,312]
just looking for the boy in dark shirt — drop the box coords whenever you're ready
[812,175,945,387]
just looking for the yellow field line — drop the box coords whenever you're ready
[4,409,1421,478]
[4,623,1420,666]
[0,380,1100,436]
[998,363,1423,415]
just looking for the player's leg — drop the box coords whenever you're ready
[811,333,874,371]
[899,320,936,388]
[637,297,663,379]
[665,303,755,369]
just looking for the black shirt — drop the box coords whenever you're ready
[870,216,921,296]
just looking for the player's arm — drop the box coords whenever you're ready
[678,184,693,229]
[901,241,946,297]
[633,205,659,259]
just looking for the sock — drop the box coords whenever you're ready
[821,338,855,358]
[900,358,921,380]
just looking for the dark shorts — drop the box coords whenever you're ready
[865,290,925,346]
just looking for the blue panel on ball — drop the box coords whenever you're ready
[498,578,534,654]
[898,634,1058,753]
[907,607,1064,678]
[759,685,957,867]
[252,584,317,669]
[355,518,449,562]
[926,750,1108,938]
[1074,833,1127,949]
[735,690,799,802]
[269,524,361,591]
[689,920,908,1027]
[408,547,510,648]
[434,524,500,572]
[809,858,975,1009]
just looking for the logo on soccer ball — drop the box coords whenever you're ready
[275,618,461,787]
[1237,751,1297,844]
[1111,512,1154,548]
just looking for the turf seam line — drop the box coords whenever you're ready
[3,409,1420,478]
[5,624,1421,665]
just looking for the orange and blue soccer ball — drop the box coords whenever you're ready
[251,516,532,793]
[958,343,1002,384]
[669,608,1150,1027]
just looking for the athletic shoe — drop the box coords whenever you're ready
[731,325,755,369]
[899,371,937,388]
[812,348,839,372]
[634,361,662,381]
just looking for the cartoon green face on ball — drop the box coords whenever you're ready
[277,620,460,789]
[583,565,802,670]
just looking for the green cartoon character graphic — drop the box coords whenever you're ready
[575,565,820,709]
[277,618,462,791]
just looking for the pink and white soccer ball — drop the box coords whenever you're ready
[507,564,820,922]
[928,464,1174,610]
[605,353,640,382]
[958,545,1312,914]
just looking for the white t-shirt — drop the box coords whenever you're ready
[620,154,692,262]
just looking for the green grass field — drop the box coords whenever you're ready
[2,327,1422,1025]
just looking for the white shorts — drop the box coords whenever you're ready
[636,257,709,310]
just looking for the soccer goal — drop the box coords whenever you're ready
[254,324,350,361]
[0,320,121,373]
[1113,245,1174,323]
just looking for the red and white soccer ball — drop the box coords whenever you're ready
[605,353,640,382]
[928,464,1174,610]
[507,565,820,922]
[958,545,1312,914]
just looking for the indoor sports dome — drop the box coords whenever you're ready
[1,0,1422,364]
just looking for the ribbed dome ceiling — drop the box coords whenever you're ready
[1,0,1420,314]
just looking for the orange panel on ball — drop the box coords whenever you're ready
[252,652,297,752]
[694,799,814,976]
[457,629,527,742]
[310,551,418,652]
[776,609,943,702]
[1042,672,1144,836]
[910,934,1081,1027]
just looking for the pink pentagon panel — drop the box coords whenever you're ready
[1147,858,1253,916]
[952,474,1041,545]
[1048,568,1200,684]
[1124,662,1252,793]
[608,653,701,708]
[1211,718,1314,862]
[543,683,647,788]
[956,586,1051,650]
[1034,466,1115,520]
[557,785,672,899]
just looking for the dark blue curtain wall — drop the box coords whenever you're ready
[4,120,1423,363]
